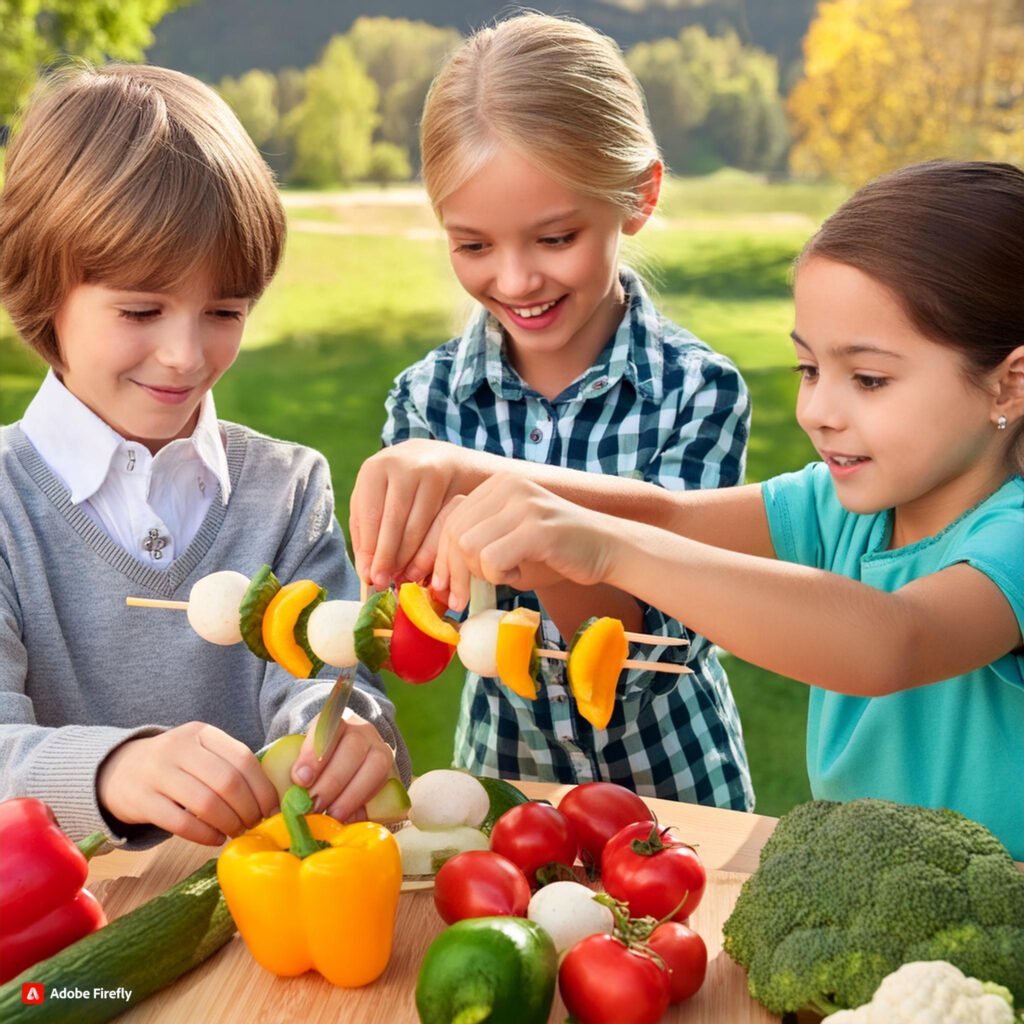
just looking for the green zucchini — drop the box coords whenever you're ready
[294,586,326,677]
[353,589,396,672]
[238,564,281,661]
[0,858,235,1024]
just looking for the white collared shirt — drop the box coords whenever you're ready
[20,371,232,569]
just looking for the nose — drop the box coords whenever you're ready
[495,248,543,302]
[154,317,205,376]
[796,374,846,434]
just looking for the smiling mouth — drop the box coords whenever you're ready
[823,452,869,467]
[504,297,563,318]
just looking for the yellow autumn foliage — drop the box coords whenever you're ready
[788,0,1024,185]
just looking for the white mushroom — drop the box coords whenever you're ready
[457,609,505,677]
[186,570,250,646]
[305,599,361,667]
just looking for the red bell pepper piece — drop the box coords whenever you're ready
[0,798,108,982]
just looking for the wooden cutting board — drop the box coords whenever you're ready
[92,856,777,1024]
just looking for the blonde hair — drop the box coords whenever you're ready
[420,13,659,218]
[0,63,286,368]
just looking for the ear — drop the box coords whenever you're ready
[992,345,1024,427]
[623,160,663,236]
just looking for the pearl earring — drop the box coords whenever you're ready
[996,415,1008,431]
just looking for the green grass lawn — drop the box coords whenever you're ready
[0,173,838,816]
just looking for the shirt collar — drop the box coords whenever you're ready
[450,267,666,404]
[20,370,231,505]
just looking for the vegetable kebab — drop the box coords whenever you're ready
[127,570,690,730]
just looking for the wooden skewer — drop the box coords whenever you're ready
[537,649,692,675]
[126,600,690,652]
[126,597,189,610]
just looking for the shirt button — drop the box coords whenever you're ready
[529,429,542,443]
[592,378,608,390]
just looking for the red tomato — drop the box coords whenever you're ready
[559,933,670,1024]
[602,822,706,921]
[557,782,654,868]
[647,921,707,1003]
[489,802,578,887]
[388,605,455,683]
[433,850,531,924]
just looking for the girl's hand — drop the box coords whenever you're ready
[97,722,280,846]
[289,711,395,824]
[349,439,489,590]
[431,474,617,611]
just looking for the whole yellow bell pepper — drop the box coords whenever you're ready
[217,785,402,987]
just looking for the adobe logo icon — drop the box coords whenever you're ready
[22,983,45,1005]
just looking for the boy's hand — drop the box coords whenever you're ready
[289,711,395,824]
[349,439,490,589]
[432,474,617,611]
[97,722,280,846]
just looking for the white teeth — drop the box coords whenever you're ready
[511,300,558,318]
[833,456,865,466]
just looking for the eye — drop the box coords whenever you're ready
[118,308,160,322]
[452,241,487,255]
[854,374,888,391]
[539,232,576,247]
[210,308,245,321]
[792,363,818,382]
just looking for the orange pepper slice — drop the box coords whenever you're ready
[567,617,627,730]
[397,583,460,645]
[495,607,541,700]
[262,580,323,678]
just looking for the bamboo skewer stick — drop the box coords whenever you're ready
[536,649,692,675]
[125,597,189,610]
[126,598,687,648]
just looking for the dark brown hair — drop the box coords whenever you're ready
[800,160,1024,383]
[0,63,286,368]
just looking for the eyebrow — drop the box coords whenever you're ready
[790,330,904,360]
[444,210,583,235]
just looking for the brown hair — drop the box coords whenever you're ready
[0,63,286,367]
[419,12,659,218]
[801,160,1024,381]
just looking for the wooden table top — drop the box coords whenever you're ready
[86,781,783,1023]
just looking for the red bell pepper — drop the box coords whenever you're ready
[0,798,107,982]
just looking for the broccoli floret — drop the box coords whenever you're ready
[721,798,1024,1016]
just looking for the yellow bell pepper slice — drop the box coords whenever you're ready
[397,582,460,645]
[218,786,402,988]
[567,617,628,730]
[262,580,323,678]
[495,607,541,700]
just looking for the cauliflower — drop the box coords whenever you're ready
[721,799,1024,1016]
[828,961,1016,1024]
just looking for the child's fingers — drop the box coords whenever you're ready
[147,794,226,846]
[349,462,389,583]
[290,718,336,791]
[198,725,279,822]
[393,473,451,582]
[322,745,395,824]
[166,767,246,838]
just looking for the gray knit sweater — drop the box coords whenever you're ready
[0,421,410,848]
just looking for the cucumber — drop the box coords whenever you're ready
[238,564,281,661]
[477,776,532,835]
[258,732,305,801]
[0,859,235,1024]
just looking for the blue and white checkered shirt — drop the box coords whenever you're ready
[382,268,754,810]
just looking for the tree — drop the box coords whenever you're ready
[217,69,277,147]
[0,0,190,123]
[366,141,412,187]
[283,36,378,187]
[787,0,1024,184]
[627,27,789,174]
[345,16,461,172]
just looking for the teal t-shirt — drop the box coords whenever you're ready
[763,462,1024,859]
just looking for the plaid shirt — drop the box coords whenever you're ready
[382,269,754,810]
